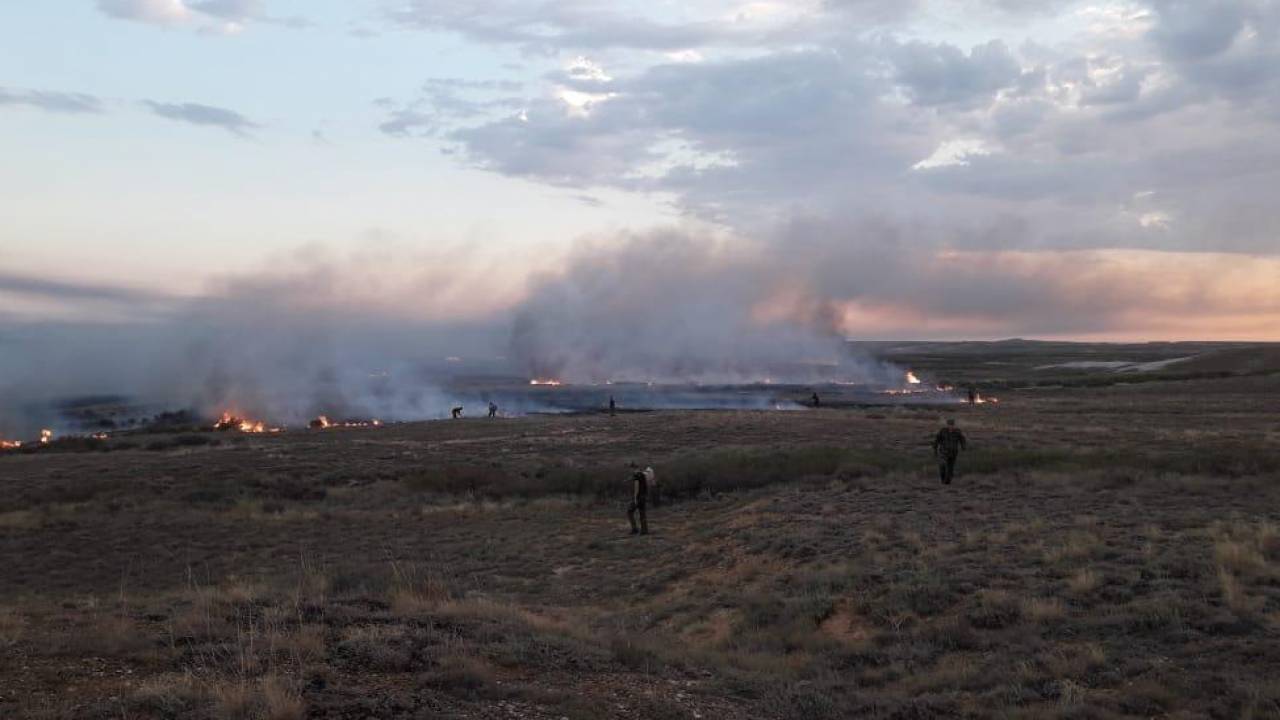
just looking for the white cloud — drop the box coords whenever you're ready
[96,0,303,31]
[97,0,191,25]
[912,139,995,170]
[1138,211,1171,229]
[1076,3,1155,39]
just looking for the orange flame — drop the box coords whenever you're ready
[0,438,20,450]
[311,415,383,429]
[214,412,280,434]
[529,379,563,386]
[905,371,922,385]
[40,429,53,444]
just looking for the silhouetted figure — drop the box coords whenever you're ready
[451,406,463,419]
[932,418,967,485]
[609,396,616,416]
[812,392,821,408]
[626,464,649,535]
[488,402,498,418]
[967,386,977,404]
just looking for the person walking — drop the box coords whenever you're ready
[626,464,649,535]
[932,418,967,485]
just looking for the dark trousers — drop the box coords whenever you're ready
[939,454,958,485]
[628,498,648,534]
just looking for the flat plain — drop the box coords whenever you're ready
[2,344,1279,719]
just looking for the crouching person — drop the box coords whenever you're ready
[627,465,649,536]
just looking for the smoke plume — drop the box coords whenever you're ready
[0,230,888,437]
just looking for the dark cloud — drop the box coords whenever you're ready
[0,87,103,114]
[379,109,438,137]
[1148,0,1252,61]
[144,101,260,136]
[1145,0,1280,106]
[888,39,1022,108]
[0,272,173,306]
[392,0,1280,257]
[451,48,918,211]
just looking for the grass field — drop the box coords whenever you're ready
[2,367,1280,718]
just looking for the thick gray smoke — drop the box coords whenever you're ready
[509,230,887,383]
[0,230,895,437]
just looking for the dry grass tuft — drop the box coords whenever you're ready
[1022,597,1066,623]
[208,675,305,720]
[1216,540,1267,577]
[260,675,306,720]
[0,509,42,530]
[53,612,154,658]
[1067,569,1101,595]
[1259,523,1280,562]
[130,672,203,716]
[388,560,451,615]
[0,606,26,648]
[1210,521,1275,616]
[1218,567,1260,615]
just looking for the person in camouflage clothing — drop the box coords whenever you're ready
[932,418,967,485]
[626,464,649,535]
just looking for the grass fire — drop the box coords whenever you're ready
[4,341,1279,718]
[212,412,280,434]
[8,0,1280,714]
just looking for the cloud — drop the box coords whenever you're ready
[0,87,103,114]
[377,77,525,138]
[0,272,170,304]
[379,109,438,138]
[374,0,1280,260]
[387,1,737,53]
[888,39,1023,108]
[97,0,191,25]
[144,101,261,136]
[96,0,307,31]
[1147,0,1252,61]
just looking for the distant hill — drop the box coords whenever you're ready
[849,339,1280,386]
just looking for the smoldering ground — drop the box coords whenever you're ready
[0,233,891,437]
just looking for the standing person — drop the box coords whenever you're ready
[932,418,967,485]
[967,386,977,404]
[488,401,498,418]
[609,396,617,416]
[451,406,463,419]
[811,392,821,408]
[626,464,649,535]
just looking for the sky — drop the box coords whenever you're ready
[2,0,1280,341]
